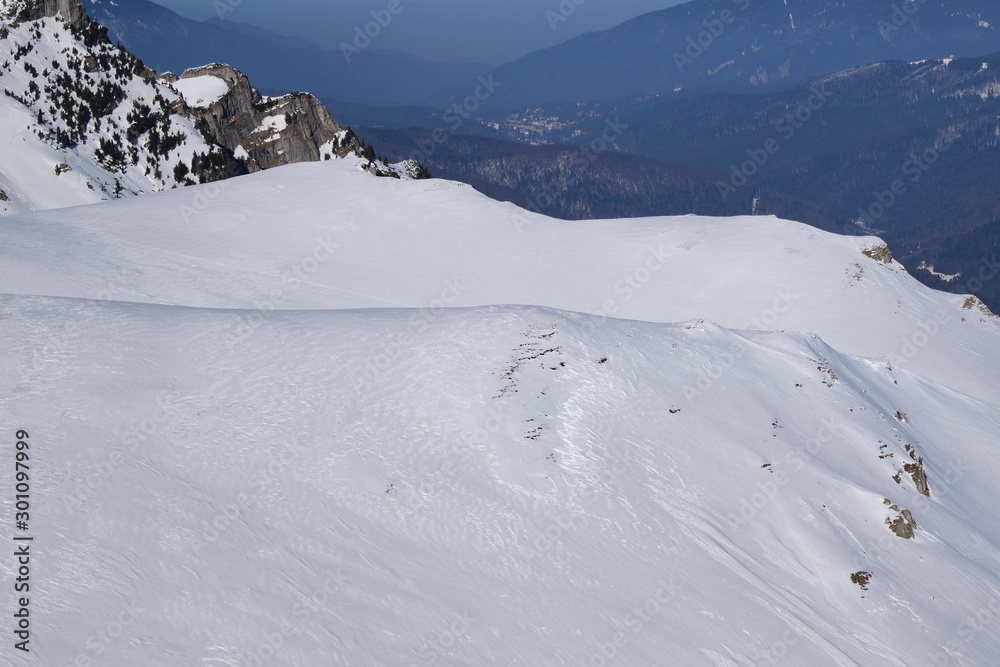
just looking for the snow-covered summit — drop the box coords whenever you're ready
[0,3,236,214]
[3,159,996,405]
[0,3,425,216]
[2,161,1000,663]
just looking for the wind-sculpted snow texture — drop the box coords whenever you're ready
[1,160,999,666]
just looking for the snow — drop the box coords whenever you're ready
[918,261,962,283]
[2,160,996,405]
[0,95,104,215]
[171,74,230,108]
[253,113,289,141]
[0,11,223,214]
[2,165,1000,665]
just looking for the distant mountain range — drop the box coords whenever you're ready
[84,0,489,106]
[38,0,1000,311]
[357,126,844,235]
[437,0,1000,111]
[451,54,1000,310]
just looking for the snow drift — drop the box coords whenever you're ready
[1,160,999,666]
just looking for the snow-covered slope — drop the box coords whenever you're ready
[2,162,999,666]
[0,4,421,216]
[0,5,231,214]
[1,160,997,405]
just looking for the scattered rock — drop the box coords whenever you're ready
[862,245,893,264]
[904,462,930,497]
[810,358,837,387]
[886,508,917,539]
[851,571,872,590]
[902,444,930,497]
[962,296,999,320]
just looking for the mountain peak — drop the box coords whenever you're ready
[454,0,1000,110]
[3,0,86,29]
[0,3,426,214]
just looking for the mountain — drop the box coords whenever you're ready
[84,0,488,106]
[166,63,425,179]
[0,0,424,215]
[3,159,1000,665]
[0,0,236,213]
[458,53,1000,311]
[358,125,845,232]
[440,0,1000,111]
[201,17,322,52]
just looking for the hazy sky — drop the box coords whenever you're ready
[151,0,689,65]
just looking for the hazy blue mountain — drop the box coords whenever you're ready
[415,54,1000,310]
[438,0,1000,111]
[85,0,487,105]
[201,17,321,52]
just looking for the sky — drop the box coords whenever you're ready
[150,0,690,65]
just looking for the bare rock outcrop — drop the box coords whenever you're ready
[6,0,88,30]
[177,64,358,173]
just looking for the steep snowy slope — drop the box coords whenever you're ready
[0,4,231,215]
[2,299,999,666]
[2,162,999,666]
[1,160,997,405]
[0,2,419,216]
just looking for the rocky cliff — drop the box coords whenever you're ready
[173,63,427,178]
[0,0,427,208]
[3,0,87,29]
